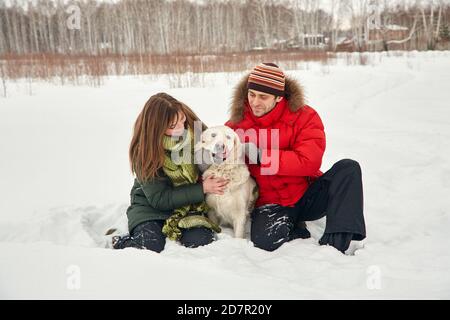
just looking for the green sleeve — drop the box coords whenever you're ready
[139,176,205,211]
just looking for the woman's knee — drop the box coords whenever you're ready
[132,220,166,253]
[142,237,166,253]
[179,227,215,248]
[251,232,289,252]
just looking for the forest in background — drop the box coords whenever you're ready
[1,0,449,85]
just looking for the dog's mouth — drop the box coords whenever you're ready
[211,150,229,163]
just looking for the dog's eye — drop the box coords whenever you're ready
[226,135,231,140]
[211,133,216,138]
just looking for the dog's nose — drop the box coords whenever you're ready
[214,143,225,153]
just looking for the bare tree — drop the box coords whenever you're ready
[0,62,7,97]
[419,0,444,49]
[0,0,448,56]
[0,2,8,53]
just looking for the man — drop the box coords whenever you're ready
[225,63,366,254]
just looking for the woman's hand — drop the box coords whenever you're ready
[202,175,229,195]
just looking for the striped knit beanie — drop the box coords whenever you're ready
[247,62,285,97]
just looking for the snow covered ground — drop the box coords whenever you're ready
[1,51,450,299]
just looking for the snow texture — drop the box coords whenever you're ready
[1,51,450,299]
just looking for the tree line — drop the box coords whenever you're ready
[0,0,449,56]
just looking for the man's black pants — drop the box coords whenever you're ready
[251,159,366,253]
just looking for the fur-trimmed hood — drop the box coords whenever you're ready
[228,74,306,124]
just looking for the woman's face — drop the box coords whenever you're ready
[165,111,186,137]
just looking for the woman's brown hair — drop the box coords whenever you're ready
[129,92,203,183]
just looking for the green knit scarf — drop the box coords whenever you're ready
[161,128,220,241]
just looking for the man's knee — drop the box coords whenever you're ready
[334,159,361,176]
[250,205,293,251]
[251,232,289,252]
[251,221,291,252]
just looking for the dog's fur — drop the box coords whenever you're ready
[195,126,257,238]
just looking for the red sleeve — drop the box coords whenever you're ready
[224,120,235,129]
[260,109,326,176]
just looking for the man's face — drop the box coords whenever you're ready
[247,89,282,117]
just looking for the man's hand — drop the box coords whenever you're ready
[242,142,261,165]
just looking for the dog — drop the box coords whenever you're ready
[195,125,257,238]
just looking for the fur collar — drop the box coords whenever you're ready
[228,74,306,123]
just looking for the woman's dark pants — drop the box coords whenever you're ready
[114,220,214,252]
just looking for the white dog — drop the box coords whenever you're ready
[195,125,257,238]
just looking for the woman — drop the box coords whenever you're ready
[113,93,228,252]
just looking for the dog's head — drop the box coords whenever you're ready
[195,126,243,165]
